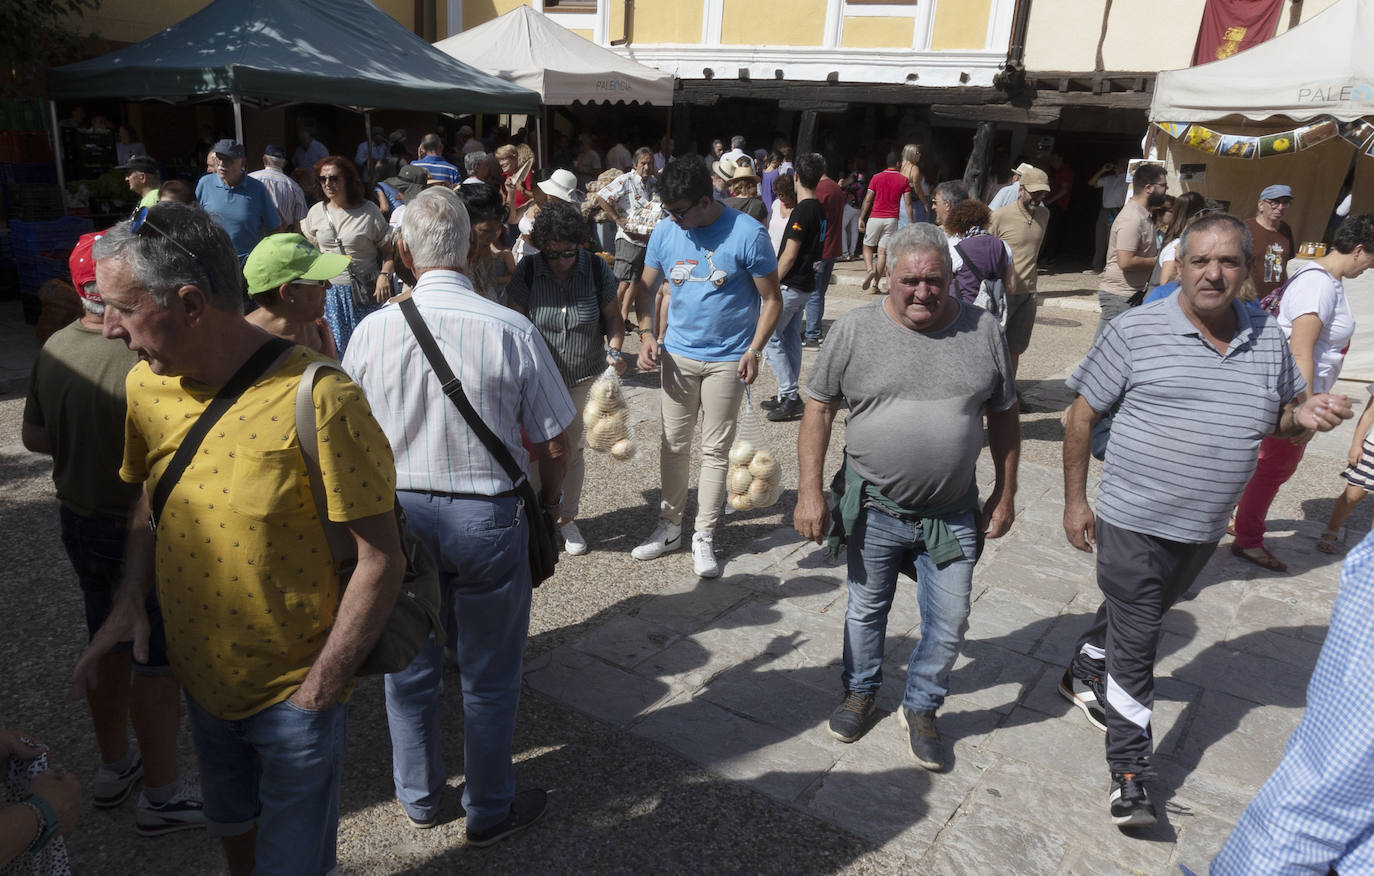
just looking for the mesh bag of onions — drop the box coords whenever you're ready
[582,366,638,460]
[726,389,782,512]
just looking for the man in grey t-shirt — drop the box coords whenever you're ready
[1061,213,1351,829]
[795,223,1021,770]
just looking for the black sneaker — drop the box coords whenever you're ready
[802,337,822,349]
[1059,667,1107,732]
[827,691,876,743]
[760,397,781,411]
[899,707,944,771]
[1109,772,1157,827]
[766,395,805,422]
[465,788,548,847]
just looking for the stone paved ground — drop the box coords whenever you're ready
[1,263,1367,875]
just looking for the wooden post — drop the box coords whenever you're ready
[797,110,818,154]
[962,121,995,201]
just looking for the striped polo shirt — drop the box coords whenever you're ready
[505,250,618,388]
[341,269,576,496]
[1068,293,1304,544]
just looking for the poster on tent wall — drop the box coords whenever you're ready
[1190,0,1285,66]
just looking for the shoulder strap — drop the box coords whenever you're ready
[396,296,528,488]
[954,241,988,283]
[295,360,357,565]
[149,337,293,530]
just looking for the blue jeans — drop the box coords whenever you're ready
[804,258,835,341]
[763,283,807,399]
[184,693,347,875]
[842,506,979,712]
[385,491,531,833]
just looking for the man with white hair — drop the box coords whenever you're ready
[343,186,574,846]
[794,222,1020,770]
[722,135,748,164]
[249,145,308,233]
[458,124,484,155]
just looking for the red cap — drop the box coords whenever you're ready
[69,231,104,302]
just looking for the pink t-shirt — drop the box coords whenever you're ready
[867,169,911,220]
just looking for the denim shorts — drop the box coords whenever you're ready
[185,692,348,875]
[58,504,169,672]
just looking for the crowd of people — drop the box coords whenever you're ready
[11,117,1374,876]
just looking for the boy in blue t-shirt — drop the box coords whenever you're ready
[632,156,781,578]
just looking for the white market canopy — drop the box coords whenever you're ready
[433,5,674,106]
[1151,0,1374,124]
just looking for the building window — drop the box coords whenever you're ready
[545,0,597,10]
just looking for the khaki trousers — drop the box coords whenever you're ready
[658,351,746,532]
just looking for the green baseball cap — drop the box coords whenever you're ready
[244,233,351,294]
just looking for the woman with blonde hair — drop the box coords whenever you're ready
[898,143,930,227]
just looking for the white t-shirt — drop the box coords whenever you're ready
[1149,237,1181,286]
[768,198,790,253]
[1278,262,1354,394]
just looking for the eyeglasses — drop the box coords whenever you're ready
[288,278,326,288]
[318,174,343,184]
[542,249,579,262]
[129,206,220,299]
[665,200,698,220]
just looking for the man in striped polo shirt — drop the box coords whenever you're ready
[1059,213,1352,829]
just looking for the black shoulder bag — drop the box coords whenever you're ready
[397,296,559,586]
[149,337,292,531]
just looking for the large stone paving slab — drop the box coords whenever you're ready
[525,458,1341,873]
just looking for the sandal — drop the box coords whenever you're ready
[1316,529,1341,554]
[1230,543,1288,572]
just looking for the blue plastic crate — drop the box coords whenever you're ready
[0,163,57,185]
[8,216,91,258]
[15,254,68,295]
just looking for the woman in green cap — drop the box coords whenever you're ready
[243,233,352,359]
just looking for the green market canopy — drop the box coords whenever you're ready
[47,0,539,114]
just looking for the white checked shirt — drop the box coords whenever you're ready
[249,166,308,227]
[342,270,575,496]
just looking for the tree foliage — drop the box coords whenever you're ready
[0,0,105,98]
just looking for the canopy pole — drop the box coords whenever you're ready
[48,101,66,214]
[363,110,374,191]
[232,95,244,145]
[536,107,545,169]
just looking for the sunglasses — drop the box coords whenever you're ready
[665,200,698,220]
[318,174,343,184]
[129,206,219,299]
[542,249,579,262]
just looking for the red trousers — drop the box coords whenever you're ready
[1232,435,1308,549]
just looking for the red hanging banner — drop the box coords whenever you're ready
[1190,0,1286,66]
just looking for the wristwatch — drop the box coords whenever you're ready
[23,794,59,853]
[748,348,762,362]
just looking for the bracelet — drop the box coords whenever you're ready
[378,271,394,278]
[748,348,762,362]
[606,349,622,359]
[19,801,44,850]
[637,328,653,337]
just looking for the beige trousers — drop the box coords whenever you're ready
[659,351,746,532]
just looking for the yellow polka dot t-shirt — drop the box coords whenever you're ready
[120,347,396,720]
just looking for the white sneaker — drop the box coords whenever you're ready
[561,521,588,556]
[136,778,206,837]
[631,520,682,560]
[92,742,143,808]
[692,530,720,578]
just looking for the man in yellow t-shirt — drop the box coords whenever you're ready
[70,203,405,876]
[121,156,162,209]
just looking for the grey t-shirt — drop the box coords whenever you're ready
[805,299,1016,508]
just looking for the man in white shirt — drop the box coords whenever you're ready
[250,145,308,233]
[343,186,574,847]
[354,126,388,170]
[1088,159,1131,273]
[721,135,748,164]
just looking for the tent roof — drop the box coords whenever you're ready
[1151,0,1374,124]
[432,6,674,106]
[47,0,538,114]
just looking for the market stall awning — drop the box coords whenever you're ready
[432,5,674,106]
[47,0,539,114]
[1151,0,1373,124]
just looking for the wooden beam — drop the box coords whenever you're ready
[931,104,1061,124]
